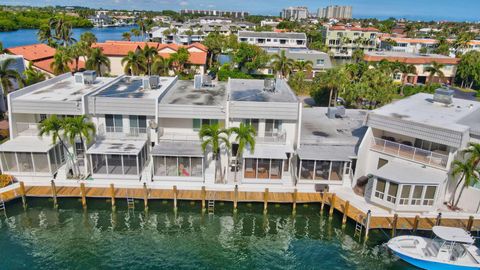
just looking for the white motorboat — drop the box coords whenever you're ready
[387,226,480,270]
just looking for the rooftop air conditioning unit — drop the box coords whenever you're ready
[142,77,152,90]
[74,72,84,84]
[148,75,160,89]
[193,74,202,90]
[433,88,454,105]
[327,107,337,119]
[83,70,97,84]
[263,78,276,92]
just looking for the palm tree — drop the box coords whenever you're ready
[121,51,146,75]
[53,20,76,47]
[140,45,158,75]
[152,55,172,76]
[67,43,84,72]
[80,32,97,47]
[229,123,256,182]
[454,32,475,55]
[450,160,479,208]
[86,48,111,76]
[270,50,295,78]
[170,47,190,74]
[199,124,230,183]
[122,32,132,41]
[319,67,347,107]
[23,61,46,86]
[425,61,446,84]
[131,28,141,41]
[50,48,73,75]
[0,58,23,97]
[64,115,96,177]
[37,24,54,46]
[352,49,364,63]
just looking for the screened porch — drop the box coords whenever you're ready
[152,141,204,181]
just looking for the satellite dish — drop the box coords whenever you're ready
[149,120,158,129]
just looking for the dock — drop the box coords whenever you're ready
[1,181,479,239]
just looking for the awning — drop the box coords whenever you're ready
[243,144,292,159]
[152,141,203,157]
[373,159,446,185]
[297,144,356,161]
[432,226,475,244]
[0,136,56,153]
[87,139,146,155]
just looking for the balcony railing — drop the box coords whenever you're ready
[97,125,148,139]
[257,130,287,144]
[370,137,448,169]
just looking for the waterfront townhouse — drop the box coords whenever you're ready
[354,90,480,213]
[324,25,380,58]
[238,31,307,49]
[363,51,460,85]
[263,48,332,77]
[380,37,439,54]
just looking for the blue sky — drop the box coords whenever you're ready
[3,0,480,21]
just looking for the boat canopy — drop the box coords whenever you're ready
[432,226,475,244]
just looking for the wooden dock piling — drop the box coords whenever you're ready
[467,216,474,231]
[320,192,326,214]
[292,189,297,214]
[342,200,350,225]
[364,210,371,241]
[201,186,206,212]
[233,185,238,212]
[50,180,58,209]
[263,188,268,214]
[413,215,419,233]
[110,184,116,210]
[80,183,87,209]
[173,185,178,211]
[436,213,442,226]
[19,181,27,209]
[391,214,398,238]
[143,183,148,211]
[329,193,336,217]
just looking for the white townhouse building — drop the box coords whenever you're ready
[238,31,307,49]
[354,90,480,213]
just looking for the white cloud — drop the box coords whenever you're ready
[179,1,188,6]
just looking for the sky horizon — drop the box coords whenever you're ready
[2,0,480,22]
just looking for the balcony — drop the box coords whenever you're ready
[370,137,448,169]
[256,130,287,144]
[97,125,148,139]
[16,122,40,136]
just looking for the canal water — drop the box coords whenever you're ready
[0,198,415,270]
[0,26,138,48]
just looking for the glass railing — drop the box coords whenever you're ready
[370,137,448,169]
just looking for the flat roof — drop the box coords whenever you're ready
[238,31,306,39]
[370,93,480,132]
[86,139,146,155]
[94,76,176,99]
[373,159,447,184]
[228,79,298,103]
[243,144,292,159]
[160,80,227,106]
[152,141,203,157]
[0,136,55,152]
[300,107,367,145]
[297,145,356,161]
[16,75,116,102]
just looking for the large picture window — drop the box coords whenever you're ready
[244,158,283,180]
[299,160,349,181]
[106,114,123,133]
[154,156,204,178]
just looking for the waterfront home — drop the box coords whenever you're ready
[354,90,480,212]
[238,31,307,49]
[363,51,460,85]
[92,41,208,76]
[380,37,480,57]
[6,44,85,76]
[324,25,379,58]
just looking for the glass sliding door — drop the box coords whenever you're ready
[270,159,282,179]
[166,156,177,176]
[257,159,270,179]
[300,160,314,180]
[314,161,330,180]
[178,157,191,176]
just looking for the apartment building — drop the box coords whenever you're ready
[238,31,307,49]
[180,9,249,19]
[281,7,309,21]
[318,5,352,19]
[380,37,480,56]
[263,48,332,77]
[354,90,480,212]
[324,25,379,57]
[363,51,460,84]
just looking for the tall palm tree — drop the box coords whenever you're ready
[50,48,73,75]
[425,61,445,84]
[67,43,84,72]
[37,24,54,46]
[140,45,158,75]
[64,115,96,177]
[131,28,141,41]
[229,123,256,182]
[450,160,479,208]
[170,47,190,74]
[23,61,46,86]
[352,49,364,63]
[86,48,111,76]
[271,50,295,78]
[0,58,23,96]
[319,67,347,107]
[121,51,146,76]
[80,32,97,47]
[152,55,172,76]
[294,60,313,76]
[122,32,132,41]
[199,123,230,183]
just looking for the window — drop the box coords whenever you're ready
[2,152,17,172]
[279,39,287,44]
[377,158,388,169]
[316,59,325,65]
[106,115,123,133]
[129,115,147,135]
[330,161,344,181]
[394,73,402,80]
[387,182,399,204]
[32,153,49,173]
[243,119,259,133]
[423,186,437,206]
[244,158,257,178]
[375,179,386,199]
[123,155,137,175]
[265,119,282,137]
[257,159,270,179]
[399,185,411,205]
[193,119,219,131]
[39,114,47,122]
[411,186,424,205]
[315,160,330,180]
[300,160,315,180]
[166,157,178,176]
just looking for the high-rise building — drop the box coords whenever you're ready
[317,5,352,19]
[180,9,249,19]
[281,6,309,21]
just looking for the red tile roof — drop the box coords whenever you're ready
[34,58,86,74]
[92,42,141,56]
[363,53,460,65]
[6,43,56,61]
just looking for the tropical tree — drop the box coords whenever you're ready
[398,63,417,95]
[425,61,445,84]
[152,55,172,76]
[80,32,97,47]
[456,51,480,89]
[233,43,269,73]
[202,32,225,67]
[316,67,348,107]
[0,58,23,96]
[270,50,295,78]
[170,47,190,74]
[23,61,46,86]
[450,159,479,208]
[54,21,76,47]
[352,49,364,63]
[294,60,313,75]
[121,51,146,75]
[131,28,141,41]
[86,47,111,76]
[199,124,230,183]
[229,123,256,182]
[454,31,476,55]
[122,32,132,41]
[50,48,73,75]
[140,44,158,75]
[67,42,85,72]
[64,115,96,177]
[37,24,55,46]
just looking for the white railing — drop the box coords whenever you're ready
[158,133,200,142]
[257,130,287,144]
[129,127,147,137]
[370,137,448,169]
[16,122,40,136]
[97,125,148,139]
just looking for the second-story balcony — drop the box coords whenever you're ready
[97,125,149,139]
[370,137,448,169]
[256,130,287,144]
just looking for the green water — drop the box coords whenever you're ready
[0,198,414,270]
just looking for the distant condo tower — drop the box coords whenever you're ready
[318,5,352,19]
[180,9,249,18]
[281,6,309,21]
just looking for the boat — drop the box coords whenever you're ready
[387,226,480,270]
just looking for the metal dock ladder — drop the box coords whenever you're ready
[126,190,135,209]
[354,215,364,238]
[207,192,216,214]
[0,199,5,216]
